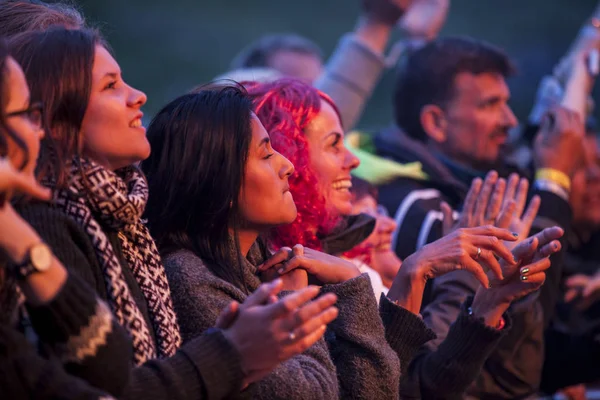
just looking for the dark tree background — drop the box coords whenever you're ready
[67,0,598,128]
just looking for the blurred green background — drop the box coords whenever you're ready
[67,0,598,129]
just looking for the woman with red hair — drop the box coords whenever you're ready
[248,78,563,398]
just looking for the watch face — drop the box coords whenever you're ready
[31,244,52,272]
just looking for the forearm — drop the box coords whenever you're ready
[386,257,427,314]
[354,17,394,55]
[0,208,67,306]
[321,274,401,399]
[379,295,436,374]
[0,325,112,400]
[315,17,392,129]
[26,273,132,396]
[403,299,510,400]
[127,329,244,400]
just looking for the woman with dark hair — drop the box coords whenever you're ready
[143,85,340,399]
[9,27,338,399]
[247,78,565,398]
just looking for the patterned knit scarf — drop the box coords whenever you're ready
[51,158,181,365]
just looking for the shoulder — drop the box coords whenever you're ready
[162,249,243,342]
[17,201,81,233]
[162,249,212,280]
[16,201,95,255]
[162,249,242,301]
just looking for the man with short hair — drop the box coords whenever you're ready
[231,34,324,84]
[350,36,585,398]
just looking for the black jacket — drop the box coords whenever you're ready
[371,126,572,399]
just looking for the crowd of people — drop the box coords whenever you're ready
[0,0,598,399]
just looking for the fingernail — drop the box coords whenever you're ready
[520,275,528,281]
[278,268,284,274]
[512,232,519,237]
[553,243,559,250]
[520,267,530,275]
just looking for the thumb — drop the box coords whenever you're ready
[243,279,283,308]
[215,301,239,329]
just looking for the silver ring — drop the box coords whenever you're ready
[289,331,296,341]
[475,247,481,260]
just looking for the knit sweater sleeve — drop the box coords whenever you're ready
[0,324,114,400]
[314,34,387,130]
[0,321,240,400]
[122,328,244,400]
[16,202,102,294]
[378,294,436,373]
[319,273,401,400]
[164,254,339,400]
[25,273,132,397]
[400,298,512,400]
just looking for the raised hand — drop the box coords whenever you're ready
[0,156,50,205]
[564,272,600,311]
[495,174,541,250]
[361,0,414,26]
[401,225,517,288]
[441,171,505,236]
[534,106,586,179]
[398,0,450,41]
[221,280,339,386]
[387,226,517,314]
[259,244,361,286]
[471,226,564,327]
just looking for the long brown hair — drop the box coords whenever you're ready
[0,0,85,38]
[9,27,103,187]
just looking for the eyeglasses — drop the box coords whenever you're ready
[6,102,44,130]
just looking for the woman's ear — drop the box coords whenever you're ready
[420,104,448,144]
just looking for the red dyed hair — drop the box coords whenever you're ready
[247,79,342,250]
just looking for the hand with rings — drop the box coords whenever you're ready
[258,244,361,286]
[218,279,339,387]
[398,225,518,289]
[471,226,564,326]
[386,225,518,314]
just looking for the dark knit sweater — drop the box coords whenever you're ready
[26,273,132,396]
[163,246,340,400]
[16,201,245,399]
[0,324,115,400]
[322,211,513,399]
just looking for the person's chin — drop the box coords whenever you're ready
[332,200,353,216]
[135,142,152,161]
[284,203,298,224]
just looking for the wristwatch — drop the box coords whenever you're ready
[11,243,52,280]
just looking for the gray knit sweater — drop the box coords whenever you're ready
[163,245,339,399]
[164,241,445,400]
